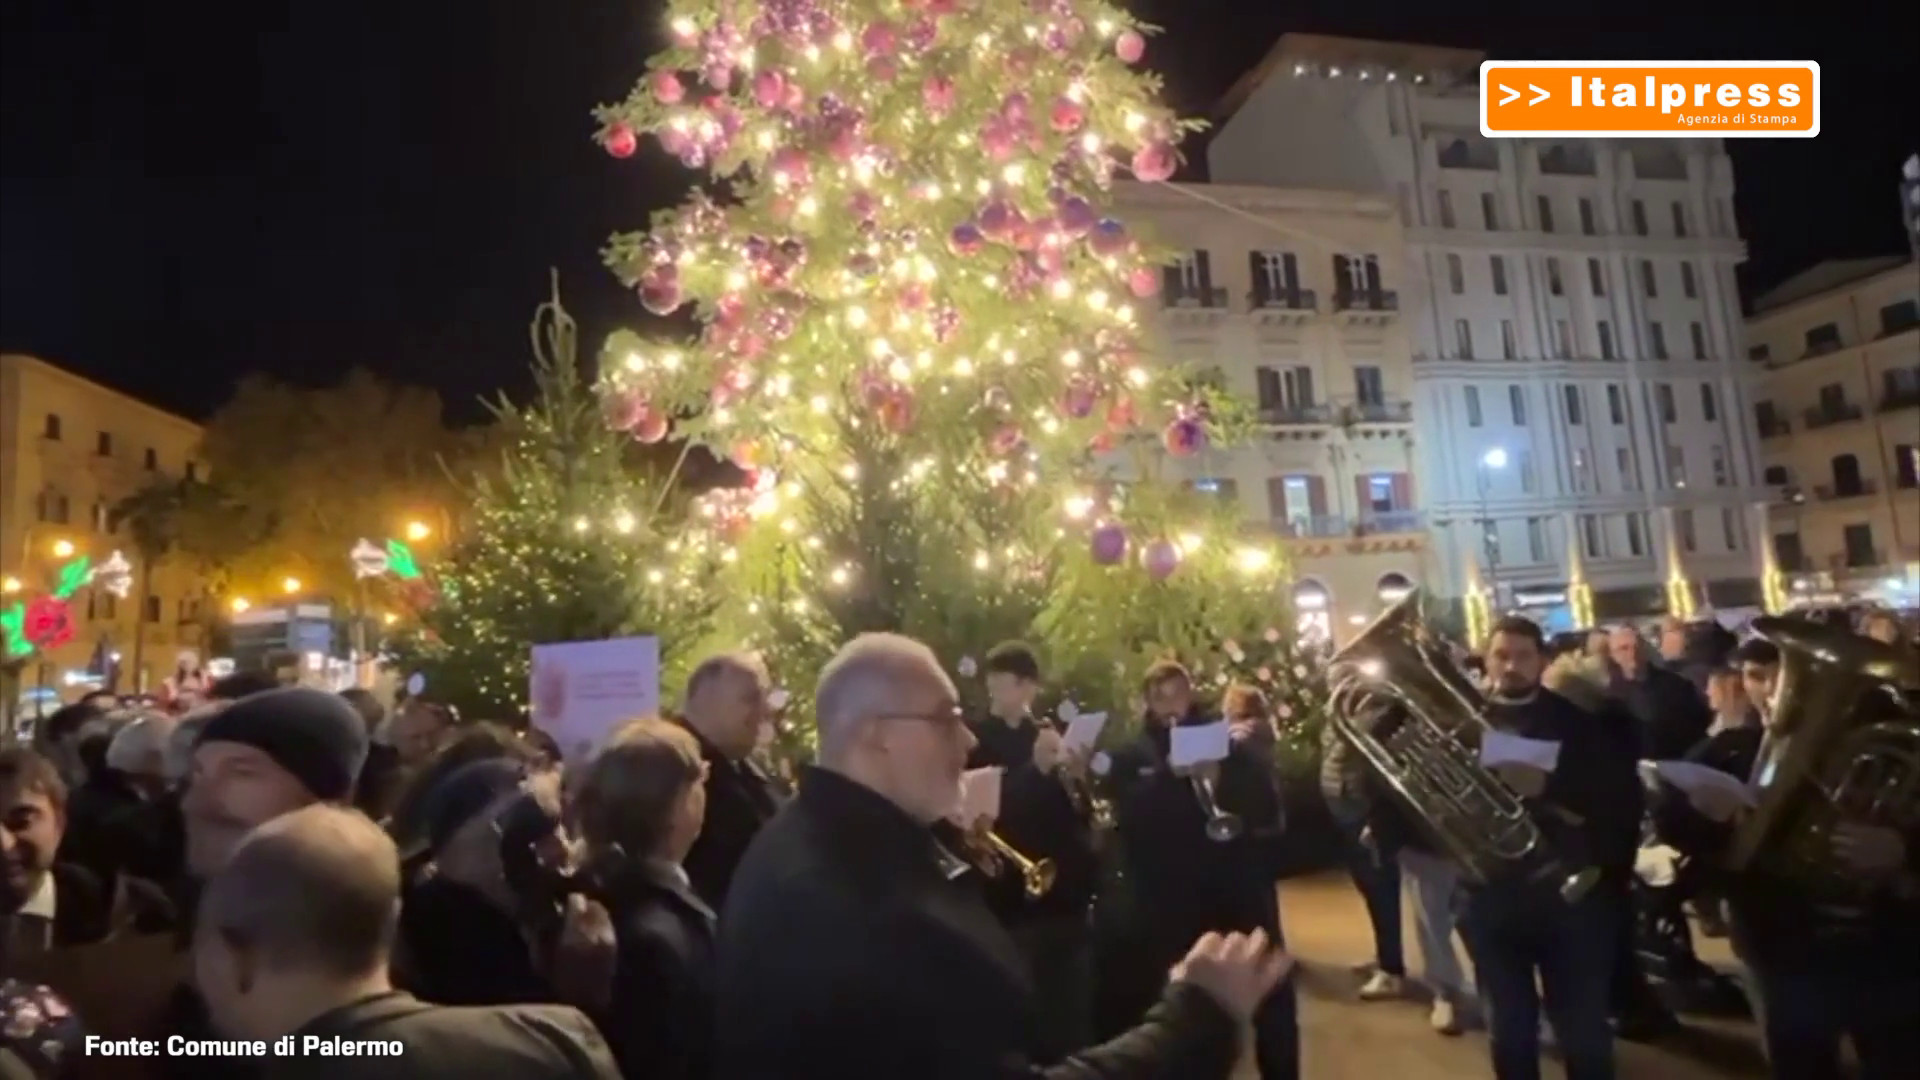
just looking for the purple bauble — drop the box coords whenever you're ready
[1090,523,1129,566]
[1061,376,1098,418]
[977,201,1018,240]
[1143,539,1181,582]
[1056,197,1098,237]
[1087,219,1128,257]
[1161,416,1207,457]
[948,222,985,255]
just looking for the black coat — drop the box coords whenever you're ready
[397,873,552,1007]
[262,991,620,1080]
[714,766,1242,1080]
[680,726,783,911]
[599,860,716,1080]
[1610,665,1712,763]
[965,714,1100,924]
[1481,688,1643,888]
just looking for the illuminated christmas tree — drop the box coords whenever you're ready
[591,1,1296,742]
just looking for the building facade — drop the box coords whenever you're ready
[1203,34,1771,636]
[0,354,211,702]
[1745,257,1920,610]
[1113,181,1428,639]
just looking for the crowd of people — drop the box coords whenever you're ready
[1,605,1914,1080]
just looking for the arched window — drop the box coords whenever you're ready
[1293,580,1333,643]
[1376,572,1415,603]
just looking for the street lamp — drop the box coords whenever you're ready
[1477,448,1509,598]
[231,598,251,614]
[0,576,18,594]
[282,577,302,595]
[404,520,431,542]
[50,539,75,559]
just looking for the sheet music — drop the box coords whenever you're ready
[957,766,1003,823]
[1478,729,1562,771]
[1062,711,1107,752]
[1169,721,1231,767]
[1645,759,1758,808]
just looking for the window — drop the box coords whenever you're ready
[1437,190,1456,228]
[1880,298,1920,337]
[1481,192,1499,230]
[1671,201,1688,237]
[1190,478,1239,502]
[1699,383,1718,421]
[1501,320,1517,359]
[1895,444,1919,489]
[42,414,61,440]
[1166,251,1208,300]
[1447,254,1465,294]
[35,490,70,524]
[1465,386,1484,427]
[1509,385,1528,425]
[1255,367,1283,408]
[1843,523,1877,568]
[1618,447,1637,490]
[1353,366,1384,405]
[1519,450,1538,493]
[1598,321,1616,359]
[1711,444,1729,486]
[1627,513,1647,556]
[1582,514,1604,558]
[1455,318,1474,358]
[1527,517,1549,562]
[1537,195,1555,232]
[1640,260,1657,298]
[99,594,116,620]
[1579,198,1597,235]
[1546,258,1565,296]
[96,431,113,456]
[1481,520,1502,565]
[1775,532,1806,569]
[1649,321,1669,359]
[1804,322,1842,354]
[1668,446,1687,488]
[186,462,199,482]
[1763,464,1790,486]
[1656,383,1676,422]
[143,447,158,470]
[1252,251,1300,300]
[1631,200,1649,236]
[1607,384,1626,424]
[1587,258,1605,296]
[1721,507,1740,551]
[1748,343,1771,363]
[1690,322,1708,360]
[1681,262,1699,299]
[1363,475,1397,512]
[1676,509,1697,552]
[1334,253,1383,295]
[1831,453,1864,495]
[144,596,162,623]
[1490,256,1508,295]
[1554,320,1573,359]
[1572,449,1591,492]
[1269,476,1318,528]
[1563,384,1583,425]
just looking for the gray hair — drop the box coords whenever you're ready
[105,711,176,775]
[814,633,951,763]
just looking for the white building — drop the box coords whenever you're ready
[1203,33,1771,636]
[1745,255,1920,610]
[1112,180,1428,639]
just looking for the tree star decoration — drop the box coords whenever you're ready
[89,551,133,599]
[351,539,391,579]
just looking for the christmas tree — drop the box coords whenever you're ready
[386,283,722,719]
[590,2,1296,743]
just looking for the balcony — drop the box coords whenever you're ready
[1357,509,1425,536]
[1812,480,1879,501]
[1801,339,1845,360]
[1247,287,1316,328]
[1773,554,1814,574]
[1802,402,1863,430]
[1830,550,1886,572]
[1879,389,1920,414]
[1256,403,1336,428]
[1757,416,1792,439]
[1163,286,1232,332]
[1344,400,1413,426]
[1332,289,1399,328]
[1274,515,1348,539]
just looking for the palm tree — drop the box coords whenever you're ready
[109,479,198,693]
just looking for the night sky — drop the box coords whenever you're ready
[4,2,1915,423]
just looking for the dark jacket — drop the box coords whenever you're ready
[1609,664,1712,762]
[58,771,150,886]
[966,714,1100,925]
[397,873,552,1007]
[262,991,620,1080]
[714,766,1242,1079]
[597,860,716,1080]
[680,725,783,911]
[1481,688,1643,891]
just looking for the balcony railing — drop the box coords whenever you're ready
[1879,389,1920,414]
[1256,403,1335,426]
[1773,554,1814,573]
[1812,480,1880,501]
[1247,287,1316,312]
[1757,416,1792,439]
[1802,402,1863,429]
[1274,515,1348,539]
[1358,509,1425,535]
[1165,286,1229,309]
[1801,339,1845,360]
[1831,550,1886,572]
[1333,289,1399,313]
[1344,400,1413,424]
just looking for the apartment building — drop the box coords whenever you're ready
[1112,180,1427,639]
[0,354,211,700]
[1746,256,1920,609]
[1202,33,1770,635]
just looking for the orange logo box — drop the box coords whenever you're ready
[1479,61,1819,138]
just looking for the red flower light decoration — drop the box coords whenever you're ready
[22,596,74,649]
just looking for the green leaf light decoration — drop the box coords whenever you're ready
[386,539,422,581]
[0,602,29,659]
[52,557,92,600]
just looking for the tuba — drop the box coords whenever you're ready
[1723,617,1920,897]
[1326,590,1599,903]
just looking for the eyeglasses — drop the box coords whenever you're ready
[872,707,967,731]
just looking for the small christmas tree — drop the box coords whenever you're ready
[387,283,721,718]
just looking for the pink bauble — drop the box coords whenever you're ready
[828,125,863,162]
[989,424,1024,456]
[1143,539,1181,581]
[638,270,683,315]
[632,409,670,444]
[1131,142,1178,183]
[980,122,1016,162]
[603,390,647,431]
[1161,416,1207,457]
[868,57,899,82]
[1128,265,1161,298]
[1050,97,1086,133]
[1001,92,1030,122]
[862,22,898,57]
[1115,30,1146,64]
[652,71,686,105]
[877,386,916,433]
[712,292,745,329]
[752,70,787,109]
[923,76,957,114]
[768,147,810,186]
[602,123,637,159]
[1090,523,1128,566]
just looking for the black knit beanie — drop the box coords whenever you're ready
[195,687,371,802]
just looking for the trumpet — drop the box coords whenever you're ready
[973,826,1058,898]
[1191,772,1244,842]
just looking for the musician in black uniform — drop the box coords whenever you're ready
[964,641,1101,1061]
[1465,616,1641,1080]
[1098,661,1296,1080]
[1653,635,1920,1079]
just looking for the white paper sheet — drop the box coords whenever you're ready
[1645,759,1758,808]
[1169,721,1231,768]
[1478,729,1562,772]
[957,766,1003,823]
[1062,711,1108,753]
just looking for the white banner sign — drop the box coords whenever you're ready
[529,635,661,765]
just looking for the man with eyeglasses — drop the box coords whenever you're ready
[714,633,1290,1079]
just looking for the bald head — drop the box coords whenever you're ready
[684,651,771,760]
[197,805,399,979]
[814,634,948,762]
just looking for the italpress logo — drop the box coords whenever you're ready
[1479,61,1819,138]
